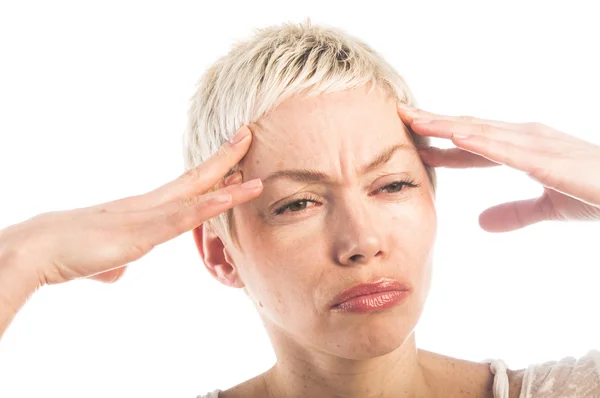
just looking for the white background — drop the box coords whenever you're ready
[0,1,599,397]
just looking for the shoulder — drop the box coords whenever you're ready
[200,372,267,398]
[419,349,505,397]
[520,350,600,397]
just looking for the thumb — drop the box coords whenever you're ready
[478,197,549,232]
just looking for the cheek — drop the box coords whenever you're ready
[233,210,324,311]
[389,189,437,247]
[409,198,436,302]
[387,194,436,288]
[233,193,436,316]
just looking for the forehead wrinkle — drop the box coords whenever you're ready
[359,143,414,175]
[260,141,415,186]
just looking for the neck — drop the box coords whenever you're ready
[262,331,436,398]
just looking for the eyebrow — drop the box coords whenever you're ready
[261,143,413,185]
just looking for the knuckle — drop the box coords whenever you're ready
[181,167,202,183]
[216,143,230,158]
[457,115,475,123]
[531,122,545,132]
[181,195,200,209]
[479,124,493,134]
[524,122,545,133]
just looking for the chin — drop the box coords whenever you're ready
[323,313,417,360]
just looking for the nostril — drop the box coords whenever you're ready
[349,254,362,262]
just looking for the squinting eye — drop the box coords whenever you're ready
[287,200,310,212]
[376,179,419,194]
[381,182,405,193]
[274,197,320,215]
[274,179,419,216]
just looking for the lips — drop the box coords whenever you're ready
[331,278,410,308]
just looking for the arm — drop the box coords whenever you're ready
[0,125,260,341]
[0,247,38,340]
[0,284,18,340]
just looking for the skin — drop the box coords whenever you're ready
[401,107,600,228]
[0,125,264,339]
[195,85,523,398]
[2,83,598,397]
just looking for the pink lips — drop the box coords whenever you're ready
[331,278,410,313]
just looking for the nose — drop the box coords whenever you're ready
[333,201,386,266]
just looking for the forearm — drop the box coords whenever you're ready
[0,290,18,340]
[0,246,38,340]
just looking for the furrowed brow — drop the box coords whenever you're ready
[359,143,411,175]
[262,143,412,185]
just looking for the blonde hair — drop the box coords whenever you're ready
[182,20,436,245]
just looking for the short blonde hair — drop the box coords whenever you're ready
[183,20,436,245]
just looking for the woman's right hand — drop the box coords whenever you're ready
[0,125,261,292]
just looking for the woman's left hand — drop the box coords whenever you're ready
[398,105,600,232]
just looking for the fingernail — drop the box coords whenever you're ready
[413,118,432,124]
[398,103,417,111]
[240,178,262,190]
[229,126,250,145]
[223,171,242,186]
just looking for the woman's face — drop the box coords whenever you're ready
[229,85,437,360]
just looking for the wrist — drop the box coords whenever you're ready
[0,234,39,314]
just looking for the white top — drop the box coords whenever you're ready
[197,350,600,398]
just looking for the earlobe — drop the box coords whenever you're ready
[192,224,245,288]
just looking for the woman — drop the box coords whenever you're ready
[1,21,599,398]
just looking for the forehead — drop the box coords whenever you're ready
[241,86,413,175]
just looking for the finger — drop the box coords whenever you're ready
[410,120,547,149]
[418,147,499,168]
[479,196,551,232]
[410,119,581,152]
[397,104,523,131]
[142,178,263,248]
[451,136,596,201]
[399,105,580,144]
[410,119,519,140]
[147,126,252,204]
[105,126,253,213]
[448,135,545,174]
[216,170,243,190]
[97,170,245,215]
[398,104,579,143]
[87,266,127,283]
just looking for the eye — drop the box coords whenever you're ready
[375,179,419,195]
[273,179,420,216]
[285,200,311,212]
[274,195,320,215]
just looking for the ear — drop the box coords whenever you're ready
[192,224,245,288]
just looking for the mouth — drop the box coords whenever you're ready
[331,278,411,313]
